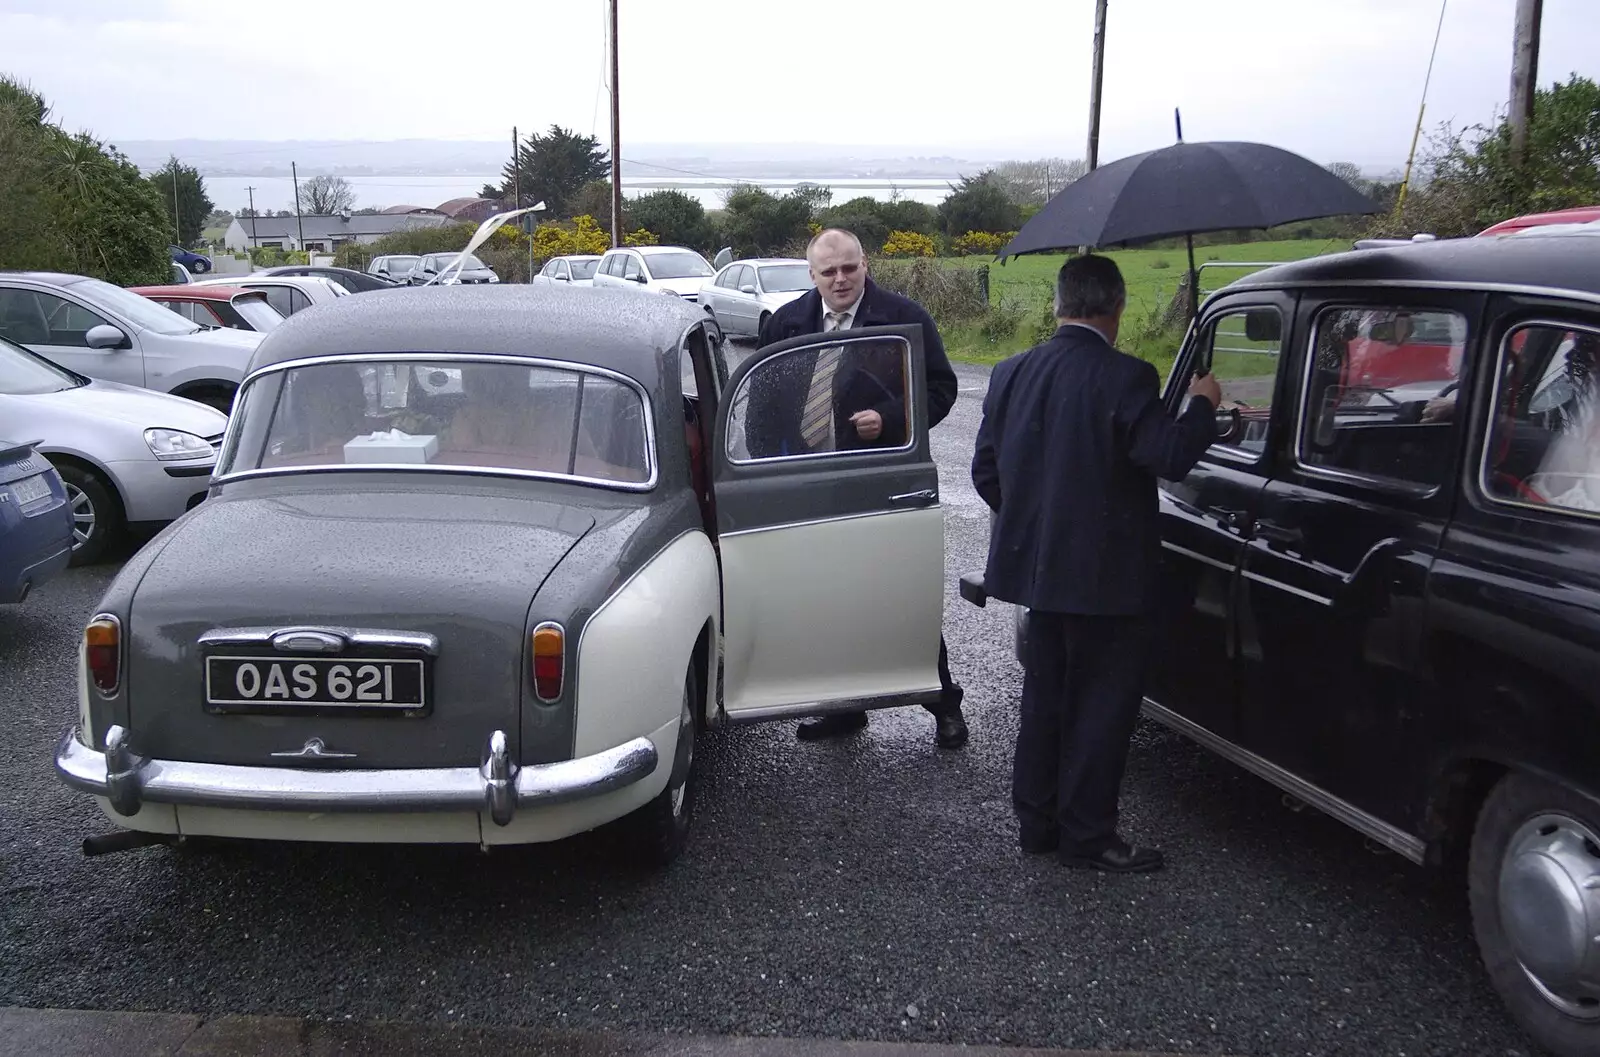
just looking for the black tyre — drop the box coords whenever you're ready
[617,662,700,868]
[1469,770,1600,1056]
[757,311,770,336]
[53,463,123,566]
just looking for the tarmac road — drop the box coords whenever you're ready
[0,358,1537,1057]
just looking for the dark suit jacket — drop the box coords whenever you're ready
[746,278,958,457]
[972,324,1218,616]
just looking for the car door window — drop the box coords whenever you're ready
[1196,306,1284,457]
[0,288,53,345]
[259,287,294,318]
[25,292,110,346]
[289,289,312,314]
[623,255,644,281]
[1299,305,1469,491]
[726,332,914,461]
[1483,322,1600,514]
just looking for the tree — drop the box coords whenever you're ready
[991,158,1088,207]
[936,172,1022,237]
[0,74,169,284]
[299,173,355,215]
[488,124,610,219]
[568,180,629,236]
[1325,161,1366,189]
[148,155,214,247]
[627,189,717,252]
[719,184,824,257]
[1383,72,1600,237]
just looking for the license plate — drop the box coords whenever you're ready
[205,655,428,714]
[10,473,51,506]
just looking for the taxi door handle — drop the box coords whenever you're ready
[890,489,938,506]
[1255,519,1304,549]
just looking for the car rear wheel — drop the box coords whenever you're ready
[616,662,699,868]
[53,463,123,566]
[758,311,770,336]
[1469,770,1600,1056]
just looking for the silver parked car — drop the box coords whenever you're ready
[0,272,263,413]
[697,257,812,337]
[409,251,499,285]
[591,246,714,301]
[192,274,349,318]
[0,334,226,564]
[532,254,601,288]
[367,254,421,283]
[54,283,952,868]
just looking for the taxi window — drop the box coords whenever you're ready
[1483,323,1600,515]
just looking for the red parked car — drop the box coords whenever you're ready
[1476,205,1600,237]
[126,285,285,334]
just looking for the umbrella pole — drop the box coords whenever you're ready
[1186,233,1199,320]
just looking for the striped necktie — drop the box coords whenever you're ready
[800,311,847,450]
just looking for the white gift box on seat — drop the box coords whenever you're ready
[343,429,439,464]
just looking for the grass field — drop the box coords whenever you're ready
[936,237,1348,371]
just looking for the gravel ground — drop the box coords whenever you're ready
[0,358,1537,1056]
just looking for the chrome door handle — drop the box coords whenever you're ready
[889,489,938,506]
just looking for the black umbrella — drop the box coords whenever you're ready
[996,123,1380,316]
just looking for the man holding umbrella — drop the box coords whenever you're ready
[972,253,1220,873]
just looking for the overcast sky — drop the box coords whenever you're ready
[3,0,1596,167]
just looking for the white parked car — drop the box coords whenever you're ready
[0,272,263,413]
[0,333,226,564]
[697,257,812,337]
[191,274,349,319]
[532,254,602,288]
[366,254,420,283]
[591,246,714,302]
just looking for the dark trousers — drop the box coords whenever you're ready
[1013,611,1152,854]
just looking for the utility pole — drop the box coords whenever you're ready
[169,159,182,245]
[1086,0,1107,172]
[609,0,622,248]
[246,185,258,249]
[1508,0,1543,169]
[512,125,520,216]
[291,161,305,251]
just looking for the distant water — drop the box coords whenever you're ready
[202,174,954,216]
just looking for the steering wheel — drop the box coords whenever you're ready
[1435,380,1459,400]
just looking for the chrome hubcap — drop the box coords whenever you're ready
[1500,811,1600,1020]
[64,482,95,548]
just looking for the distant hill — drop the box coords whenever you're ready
[118,138,1404,184]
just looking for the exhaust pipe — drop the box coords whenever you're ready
[81,830,179,857]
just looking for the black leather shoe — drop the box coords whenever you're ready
[934,709,968,750]
[1019,833,1059,855]
[796,712,868,741]
[1060,838,1164,873]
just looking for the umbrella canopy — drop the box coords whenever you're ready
[995,140,1380,260]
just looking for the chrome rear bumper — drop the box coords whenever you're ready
[54,724,658,827]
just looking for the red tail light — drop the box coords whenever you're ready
[85,614,121,695]
[531,622,564,702]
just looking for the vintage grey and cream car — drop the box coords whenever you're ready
[54,283,949,866]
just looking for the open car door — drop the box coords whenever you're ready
[711,323,945,722]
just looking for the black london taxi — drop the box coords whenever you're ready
[965,227,1600,1057]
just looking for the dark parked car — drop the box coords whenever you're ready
[0,437,73,603]
[964,230,1600,1057]
[54,284,951,870]
[255,265,402,294]
[169,246,211,274]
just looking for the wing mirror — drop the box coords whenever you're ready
[740,284,757,295]
[631,273,647,284]
[85,324,128,350]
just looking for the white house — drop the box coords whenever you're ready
[224,211,452,253]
